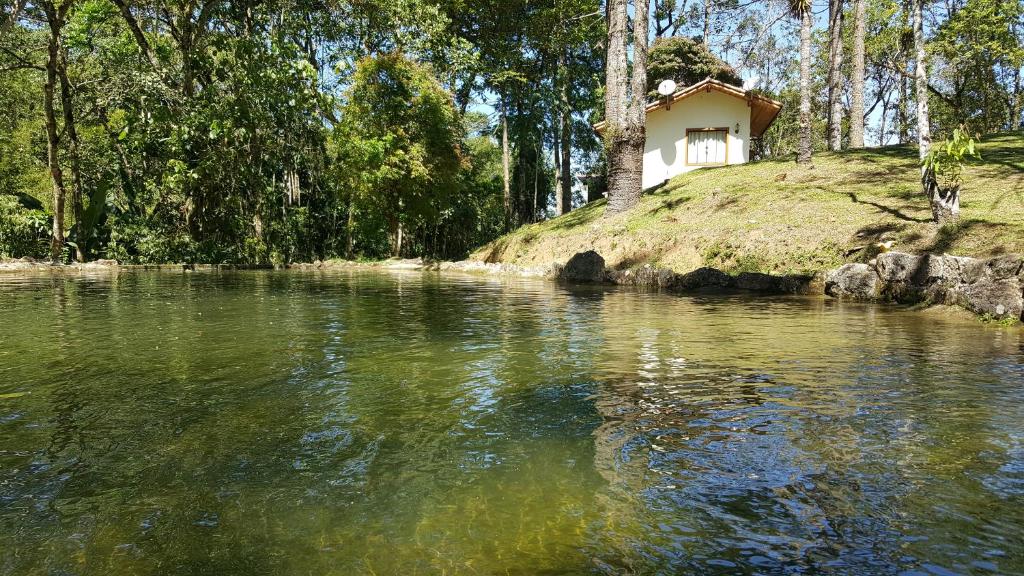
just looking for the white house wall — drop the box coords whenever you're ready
[642,90,751,190]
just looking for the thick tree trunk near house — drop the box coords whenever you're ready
[797,9,813,165]
[58,51,86,262]
[827,0,844,151]
[849,0,866,148]
[604,0,649,216]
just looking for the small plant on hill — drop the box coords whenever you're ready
[922,126,981,225]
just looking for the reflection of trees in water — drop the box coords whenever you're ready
[586,292,1024,573]
[4,274,1023,574]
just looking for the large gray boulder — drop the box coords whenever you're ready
[561,250,607,283]
[825,263,879,299]
[957,280,1024,319]
[875,252,948,297]
[826,251,1024,321]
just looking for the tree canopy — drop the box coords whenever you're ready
[1,0,1020,262]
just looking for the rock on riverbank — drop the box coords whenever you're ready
[826,252,1024,321]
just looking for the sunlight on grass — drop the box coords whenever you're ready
[473,131,1024,275]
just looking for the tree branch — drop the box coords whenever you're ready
[875,57,957,108]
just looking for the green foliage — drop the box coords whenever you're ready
[922,126,982,191]
[0,196,50,260]
[646,36,742,96]
[929,0,1024,134]
[338,53,465,255]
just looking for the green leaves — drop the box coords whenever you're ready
[923,125,982,190]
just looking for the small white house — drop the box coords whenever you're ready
[595,78,783,190]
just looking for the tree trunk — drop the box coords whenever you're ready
[346,196,355,258]
[928,179,959,225]
[849,0,866,148]
[553,119,562,211]
[1011,66,1022,130]
[533,135,540,222]
[387,212,403,258]
[797,8,813,164]
[501,101,511,230]
[605,0,649,215]
[912,0,930,161]
[898,73,910,143]
[913,0,943,221]
[827,0,845,151]
[703,0,712,45]
[57,50,86,262]
[43,6,67,262]
[558,48,572,216]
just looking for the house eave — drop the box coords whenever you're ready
[593,78,783,138]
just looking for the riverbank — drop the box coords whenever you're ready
[471,132,1024,276]
[4,249,1022,324]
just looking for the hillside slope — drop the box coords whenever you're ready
[472,132,1024,276]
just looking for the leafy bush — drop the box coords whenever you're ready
[0,195,49,260]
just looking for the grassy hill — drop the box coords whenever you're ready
[472,131,1024,276]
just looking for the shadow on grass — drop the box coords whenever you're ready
[975,131,1024,172]
[549,200,604,231]
[648,195,693,215]
[853,221,908,241]
[846,192,930,223]
[922,219,1011,255]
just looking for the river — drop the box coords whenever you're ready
[1,269,1022,575]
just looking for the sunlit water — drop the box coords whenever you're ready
[1,270,1022,575]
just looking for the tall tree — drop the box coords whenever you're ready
[703,0,712,44]
[39,0,73,262]
[827,0,845,151]
[791,0,813,164]
[558,49,572,216]
[604,0,650,215]
[912,0,930,160]
[849,0,866,148]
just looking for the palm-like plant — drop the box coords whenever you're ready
[790,0,813,164]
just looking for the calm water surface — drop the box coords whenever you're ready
[1,270,1022,575]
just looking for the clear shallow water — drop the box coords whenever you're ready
[1,270,1022,576]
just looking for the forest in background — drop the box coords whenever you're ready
[1,0,1022,265]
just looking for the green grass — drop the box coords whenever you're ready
[473,131,1024,276]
